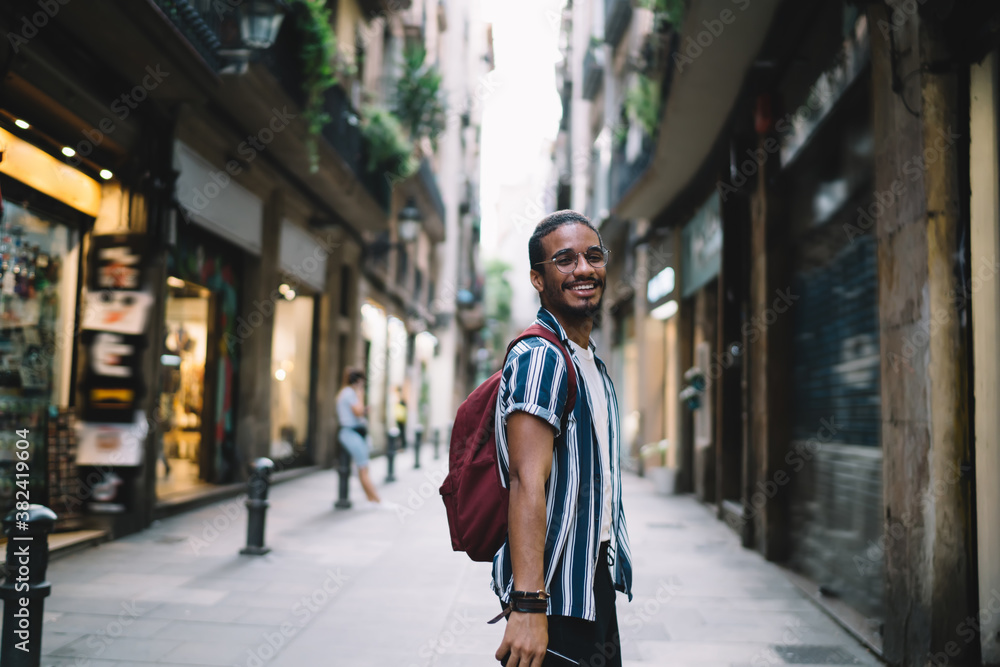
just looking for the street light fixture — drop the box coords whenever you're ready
[367,199,422,260]
[398,198,422,243]
[220,0,288,74]
[239,0,288,49]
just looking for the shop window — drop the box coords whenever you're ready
[0,203,81,521]
[270,293,315,466]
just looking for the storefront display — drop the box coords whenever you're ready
[159,229,242,491]
[157,281,210,496]
[269,288,315,466]
[0,201,81,520]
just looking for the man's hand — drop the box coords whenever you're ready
[495,612,547,667]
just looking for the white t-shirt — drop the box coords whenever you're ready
[567,339,612,542]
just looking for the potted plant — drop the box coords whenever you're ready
[640,439,676,495]
[394,46,446,152]
[360,106,417,180]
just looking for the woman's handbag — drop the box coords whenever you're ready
[352,424,368,438]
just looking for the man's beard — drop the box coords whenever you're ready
[543,280,604,320]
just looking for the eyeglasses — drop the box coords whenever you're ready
[534,246,610,274]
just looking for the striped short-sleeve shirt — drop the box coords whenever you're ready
[491,307,633,620]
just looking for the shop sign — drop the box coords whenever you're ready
[647,267,675,305]
[81,290,154,335]
[92,236,146,289]
[80,234,151,429]
[76,412,148,467]
[0,128,102,217]
[681,194,722,298]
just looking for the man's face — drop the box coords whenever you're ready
[531,223,606,321]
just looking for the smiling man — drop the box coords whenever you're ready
[493,211,633,667]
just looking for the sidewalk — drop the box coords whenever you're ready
[31,447,883,667]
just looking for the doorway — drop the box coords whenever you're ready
[156,278,213,498]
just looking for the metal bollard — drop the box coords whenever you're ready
[385,431,398,483]
[433,428,441,460]
[1,505,57,667]
[413,427,423,469]
[241,458,275,556]
[335,446,353,509]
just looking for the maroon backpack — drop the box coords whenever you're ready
[439,324,577,562]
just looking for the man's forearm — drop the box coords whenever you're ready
[507,474,548,593]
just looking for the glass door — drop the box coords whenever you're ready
[156,278,211,498]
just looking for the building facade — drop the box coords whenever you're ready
[556,0,1000,664]
[0,0,481,540]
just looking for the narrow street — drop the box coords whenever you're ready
[37,448,880,667]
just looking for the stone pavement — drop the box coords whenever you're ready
[30,446,884,667]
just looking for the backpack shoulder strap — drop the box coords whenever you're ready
[507,324,578,415]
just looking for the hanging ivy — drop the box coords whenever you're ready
[292,0,341,171]
[638,0,686,31]
[360,106,417,180]
[394,46,446,151]
[625,73,661,137]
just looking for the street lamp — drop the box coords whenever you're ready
[239,0,288,49]
[398,198,422,243]
[220,0,288,73]
[366,199,422,261]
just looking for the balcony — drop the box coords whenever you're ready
[151,0,390,213]
[583,43,605,101]
[418,158,446,227]
[357,0,413,19]
[559,81,572,131]
[610,132,655,210]
[150,0,227,70]
[263,13,391,212]
[605,0,633,48]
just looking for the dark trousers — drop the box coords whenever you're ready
[547,542,622,667]
[503,542,622,667]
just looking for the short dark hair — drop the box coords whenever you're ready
[343,367,366,386]
[528,210,603,268]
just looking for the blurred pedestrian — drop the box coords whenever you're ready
[493,211,633,667]
[336,368,391,509]
[392,388,408,450]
